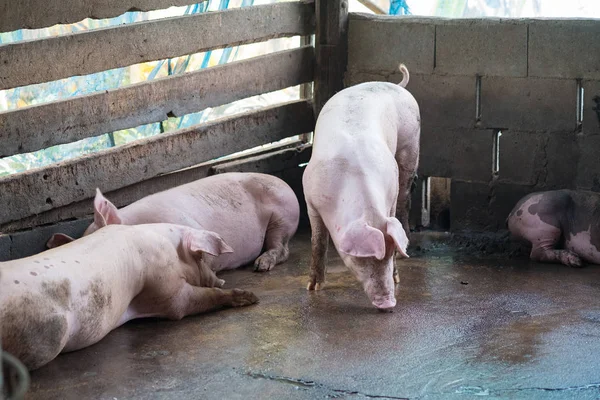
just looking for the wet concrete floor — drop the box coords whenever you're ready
[27,230,600,399]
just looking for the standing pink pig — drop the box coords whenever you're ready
[48,172,299,273]
[302,64,420,310]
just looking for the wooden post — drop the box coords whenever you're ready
[300,34,315,143]
[313,0,349,118]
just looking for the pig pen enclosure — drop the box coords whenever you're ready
[2,0,600,398]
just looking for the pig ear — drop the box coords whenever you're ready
[338,220,386,260]
[186,229,234,257]
[386,217,409,258]
[46,233,75,249]
[93,188,121,228]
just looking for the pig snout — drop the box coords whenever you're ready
[371,294,397,310]
[361,272,397,310]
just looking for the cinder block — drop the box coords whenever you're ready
[451,180,534,232]
[489,182,536,230]
[480,77,577,132]
[583,80,600,135]
[576,135,600,190]
[410,74,477,129]
[347,14,435,75]
[498,131,542,185]
[543,133,579,189]
[419,125,493,183]
[450,180,490,232]
[435,20,527,77]
[498,131,578,188]
[345,73,476,128]
[529,20,600,79]
[5,218,91,261]
[344,71,388,87]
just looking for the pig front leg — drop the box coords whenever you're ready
[530,246,582,267]
[168,285,259,319]
[254,219,294,272]
[307,210,329,291]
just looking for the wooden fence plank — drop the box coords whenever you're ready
[0,0,210,32]
[0,46,315,157]
[0,138,306,233]
[212,143,312,174]
[313,0,348,116]
[0,145,311,260]
[0,2,315,90]
[0,100,315,225]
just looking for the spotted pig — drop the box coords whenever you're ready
[507,190,600,267]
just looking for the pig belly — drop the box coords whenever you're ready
[565,231,600,264]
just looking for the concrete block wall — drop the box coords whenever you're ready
[346,13,600,232]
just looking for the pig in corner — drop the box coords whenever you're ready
[302,64,420,310]
[47,172,300,274]
[1,223,258,371]
[507,189,600,267]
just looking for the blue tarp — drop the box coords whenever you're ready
[389,0,411,15]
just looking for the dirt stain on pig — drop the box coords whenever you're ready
[42,279,72,309]
[1,295,68,370]
[77,278,112,341]
[30,271,38,276]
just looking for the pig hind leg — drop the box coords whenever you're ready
[394,147,419,284]
[515,217,582,267]
[307,209,329,290]
[395,161,418,239]
[254,215,295,272]
[168,285,259,319]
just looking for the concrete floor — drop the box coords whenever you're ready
[26,230,600,400]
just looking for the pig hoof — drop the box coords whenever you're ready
[393,273,400,284]
[254,255,276,272]
[372,297,396,310]
[231,289,259,307]
[307,281,323,291]
[564,253,583,268]
[216,279,226,288]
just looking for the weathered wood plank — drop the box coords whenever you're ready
[0,46,314,157]
[0,145,311,260]
[212,143,312,174]
[0,139,306,233]
[0,219,92,261]
[0,2,316,90]
[0,165,214,235]
[0,0,210,32]
[0,100,315,225]
[313,0,348,116]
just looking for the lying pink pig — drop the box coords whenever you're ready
[48,172,300,272]
[1,223,258,370]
